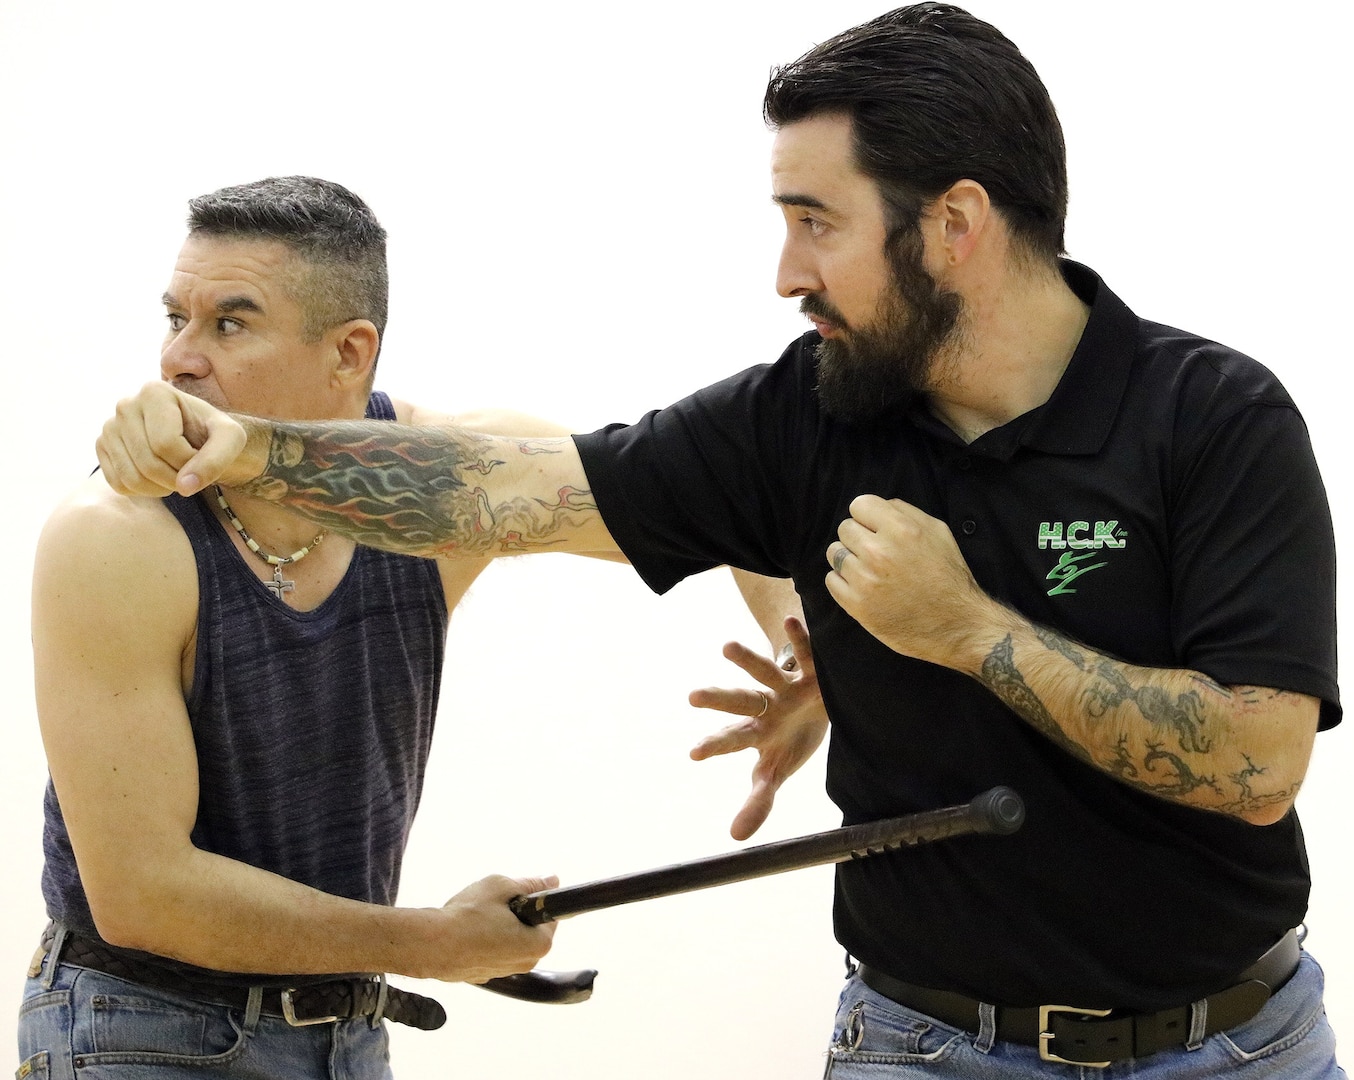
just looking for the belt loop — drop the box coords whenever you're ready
[243,985,263,1035]
[370,974,389,1029]
[973,1002,997,1054]
[1186,996,1208,1050]
[41,923,68,991]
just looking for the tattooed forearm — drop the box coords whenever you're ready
[237,421,593,557]
[980,635,1090,763]
[1033,625,1087,668]
[1083,663,1214,754]
[1032,626,1219,754]
[1104,734,1222,800]
[1140,742,1221,798]
[980,624,1309,821]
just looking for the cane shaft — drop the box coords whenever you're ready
[510,785,1022,925]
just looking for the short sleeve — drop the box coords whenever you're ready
[1169,401,1340,727]
[573,341,821,594]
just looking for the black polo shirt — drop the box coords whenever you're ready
[574,261,1340,1009]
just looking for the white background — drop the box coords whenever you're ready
[1,2,1350,1076]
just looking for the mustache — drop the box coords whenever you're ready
[799,294,849,330]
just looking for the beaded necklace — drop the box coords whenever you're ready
[213,485,326,600]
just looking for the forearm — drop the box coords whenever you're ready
[952,604,1315,824]
[104,849,419,973]
[231,415,597,558]
[93,844,535,982]
[730,569,803,660]
[827,495,1319,825]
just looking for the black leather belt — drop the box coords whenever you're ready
[857,928,1300,1067]
[42,924,446,1031]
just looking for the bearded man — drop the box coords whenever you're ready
[94,6,1342,1076]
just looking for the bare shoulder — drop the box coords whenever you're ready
[41,474,189,558]
[36,474,197,629]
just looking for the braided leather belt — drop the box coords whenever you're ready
[43,925,446,1031]
[857,927,1300,1067]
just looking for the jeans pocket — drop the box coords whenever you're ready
[68,974,250,1069]
[825,994,965,1074]
[1217,1003,1320,1064]
[89,992,217,1056]
[17,983,70,1075]
[16,1051,49,1080]
[1216,955,1337,1069]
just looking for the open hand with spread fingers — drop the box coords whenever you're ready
[688,616,828,840]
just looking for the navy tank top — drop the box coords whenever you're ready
[40,392,448,978]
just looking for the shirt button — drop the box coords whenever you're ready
[958,457,973,471]
[961,519,977,536]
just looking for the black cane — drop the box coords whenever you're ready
[478,786,1023,1004]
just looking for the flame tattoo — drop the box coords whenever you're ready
[237,422,595,558]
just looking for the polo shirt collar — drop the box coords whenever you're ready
[903,260,1137,460]
[1016,260,1138,457]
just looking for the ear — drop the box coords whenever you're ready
[330,320,380,390]
[932,179,991,267]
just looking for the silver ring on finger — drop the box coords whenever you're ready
[831,544,851,576]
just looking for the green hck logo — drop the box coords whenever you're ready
[1038,520,1126,596]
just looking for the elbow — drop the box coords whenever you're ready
[1236,798,1298,828]
[88,912,144,952]
[84,873,174,953]
[74,832,202,955]
[87,894,155,952]
[1228,779,1302,826]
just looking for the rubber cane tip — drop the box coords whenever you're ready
[979,786,1025,834]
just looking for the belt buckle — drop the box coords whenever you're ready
[281,988,339,1027]
[1038,1003,1113,1068]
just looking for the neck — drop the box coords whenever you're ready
[208,486,330,560]
[926,261,1090,443]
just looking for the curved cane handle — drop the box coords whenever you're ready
[478,968,597,1004]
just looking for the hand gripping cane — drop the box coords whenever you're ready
[478,785,1025,1004]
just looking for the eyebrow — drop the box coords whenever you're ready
[772,193,830,211]
[160,291,264,315]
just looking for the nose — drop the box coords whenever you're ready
[776,233,821,298]
[160,323,212,384]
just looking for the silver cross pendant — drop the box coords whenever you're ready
[265,565,296,599]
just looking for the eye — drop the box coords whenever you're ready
[166,312,187,332]
[218,317,244,335]
[799,215,827,237]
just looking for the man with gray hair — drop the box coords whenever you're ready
[23,175,809,1079]
[19,176,567,1079]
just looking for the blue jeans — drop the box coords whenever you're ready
[823,953,1345,1078]
[16,956,394,1080]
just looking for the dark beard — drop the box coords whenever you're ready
[810,226,964,424]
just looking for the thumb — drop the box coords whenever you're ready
[730,777,777,841]
[176,414,249,495]
[513,875,560,895]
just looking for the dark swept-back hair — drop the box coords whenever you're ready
[187,176,389,348]
[765,3,1067,264]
